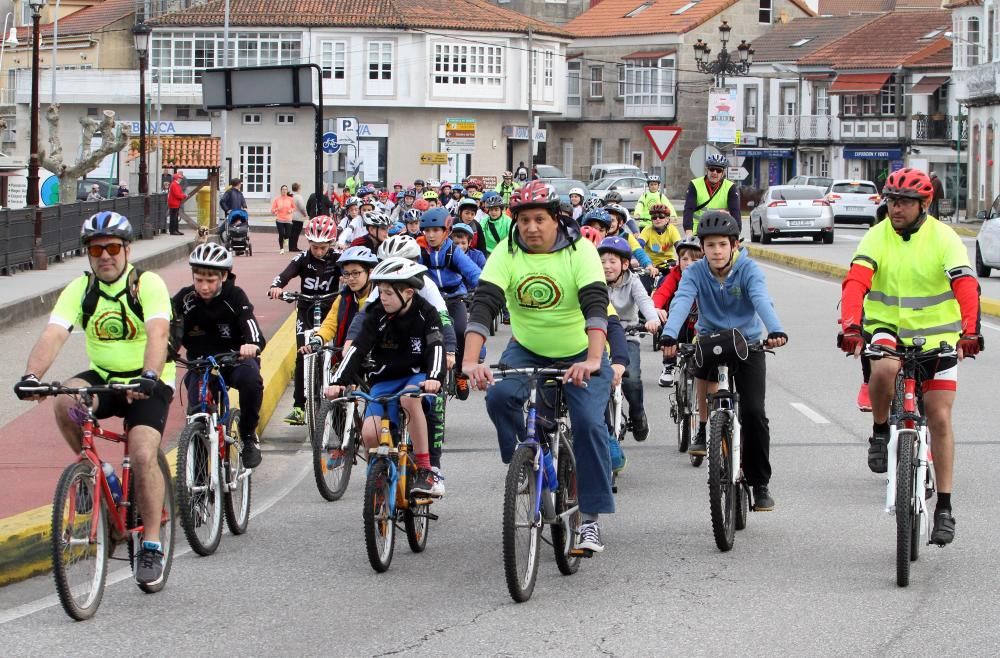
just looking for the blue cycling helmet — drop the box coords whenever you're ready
[482,192,505,209]
[451,185,464,194]
[81,211,134,244]
[388,221,406,236]
[451,222,475,237]
[403,187,416,198]
[581,208,612,228]
[706,153,728,169]
[597,236,632,260]
[403,208,423,223]
[338,245,379,268]
[359,185,376,197]
[420,206,451,229]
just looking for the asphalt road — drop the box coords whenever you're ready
[3,262,1000,655]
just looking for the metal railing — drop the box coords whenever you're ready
[766,115,834,141]
[912,115,968,141]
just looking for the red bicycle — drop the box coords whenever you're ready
[26,382,176,621]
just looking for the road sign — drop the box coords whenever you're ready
[688,144,723,177]
[336,116,358,144]
[728,166,749,181]
[322,132,340,154]
[420,152,449,165]
[644,126,683,161]
[445,137,475,154]
[446,118,477,138]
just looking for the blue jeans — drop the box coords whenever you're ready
[622,340,644,421]
[485,340,615,515]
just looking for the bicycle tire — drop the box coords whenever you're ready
[503,446,542,603]
[223,409,252,535]
[304,352,324,444]
[51,461,109,621]
[127,450,176,594]
[552,434,581,576]
[176,421,223,556]
[708,413,736,551]
[363,458,396,572]
[896,436,915,586]
[312,401,356,501]
[735,483,749,531]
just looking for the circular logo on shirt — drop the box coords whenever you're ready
[516,274,562,310]
[93,310,138,341]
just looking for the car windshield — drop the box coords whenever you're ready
[550,179,588,195]
[771,188,823,201]
[832,182,877,195]
[589,179,614,190]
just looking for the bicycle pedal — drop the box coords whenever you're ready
[569,548,594,558]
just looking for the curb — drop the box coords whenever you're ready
[0,310,296,588]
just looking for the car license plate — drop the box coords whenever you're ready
[787,220,813,227]
[847,206,865,211]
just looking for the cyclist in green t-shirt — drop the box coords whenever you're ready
[14,211,174,587]
[463,181,615,554]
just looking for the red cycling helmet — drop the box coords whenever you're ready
[579,225,603,247]
[304,215,338,243]
[509,180,559,215]
[882,168,934,204]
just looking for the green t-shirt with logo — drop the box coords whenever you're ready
[480,237,604,359]
[49,265,176,383]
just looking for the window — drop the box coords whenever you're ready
[791,38,812,47]
[861,94,877,116]
[820,154,830,177]
[544,50,554,90]
[567,61,581,106]
[744,85,758,129]
[368,41,392,81]
[625,2,653,17]
[673,1,700,15]
[879,80,896,115]
[176,106,190,119]
[781,86,797,116]
[968,17,980,66]
[242,113,261,125]
[989,9,996,62]
[433,43,504,87]
[152,32,300,85]
[239,144,272,196]
[617,64,626,98]
[814,86,830,116]
[320,40,346,80]
[620,138,631,162]
[590,66,603,98]
[87,107,99,117]
[19,1,31,26]
[276,113,295,125]
[842,95,858,116]
[759,0,772,24]
[591,139,603,164]
[622,57,675,114]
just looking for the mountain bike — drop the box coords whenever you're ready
[24,382,175,620]
[865,338,952,587]
[312,349,368,502]
[337,387,439,573]
[175,352,252,556]
[491,364,588,603]
[279,290,338,437]
[607,325,650,492]
[669,343,702,467]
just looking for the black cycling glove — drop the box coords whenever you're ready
[13,374,41,400]
[129,377,157,397]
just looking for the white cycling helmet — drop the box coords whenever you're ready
[362,209,393,227]
[337,245,379,268]
[370,256,427,289]
[189,242,234,271]
[378,234,421,261]
[568,187,586,200]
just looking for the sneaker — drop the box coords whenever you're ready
[455,375,471,401]
[688,426,707,456]
[658,364,674,387]
[134,541,165,585]
[857,383,872,412]
[868,433,888,474]
[612,453,627,474]
[631,413,649,442]
[752,485,775,511]
[411,468,439,497]
[283,407,305,426]
[931,509,956,545]
[241,434,262,469]
[576,521,605,553]
[429,467,446,497]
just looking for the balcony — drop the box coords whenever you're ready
[766,115,835,141]
[16,70,143,105]
[839,118,903,141]
[911,115,968,143]
[622,101,675,119]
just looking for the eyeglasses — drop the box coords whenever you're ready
[342,270,367,279]
[650,213,668,219]
[87,243,125,257]
[707,167,725,174]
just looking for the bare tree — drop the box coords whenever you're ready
[39,105,131,203]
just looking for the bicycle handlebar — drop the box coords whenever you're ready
[19,382,140,397]
[333,386,438,405]
[864,341,956,361]
[177,351,243,370]
[276,291,339,304]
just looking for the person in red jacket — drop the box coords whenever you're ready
[652,237,702,386]
[167,171,187,236]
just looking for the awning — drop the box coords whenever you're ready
[908,75,949,95]
[622,49,676,60]
[829,73,891,94]
[804,73,833,81]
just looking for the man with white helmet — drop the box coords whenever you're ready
[682,153,742,237]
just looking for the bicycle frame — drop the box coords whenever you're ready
[709,362,743,486]
[186,356,239,493]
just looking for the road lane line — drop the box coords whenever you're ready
[790,402,830,424]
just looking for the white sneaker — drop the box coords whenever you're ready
[429,467,446,498]
[577,521,605,553]
[658,365,674,387]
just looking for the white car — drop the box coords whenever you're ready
[825,179,880,226]
[974,193,1000,277]
[749,185,835,244]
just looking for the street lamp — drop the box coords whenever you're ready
[692,21,754,88]
[133,21,152,238]
[27,0,45,270]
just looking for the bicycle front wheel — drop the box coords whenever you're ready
[896,437,915,587]
[708,413,736,551]
[176,421,223,556]
[304,352,324,443]
[127,450,176,594]
[551,434,581,576]
[224,409,252,535]
[503,446,542,602]
[51,461,109,621]
[363,459,396,572]
[313,401,355,501]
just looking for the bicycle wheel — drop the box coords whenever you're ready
[304,352,324,443]
[127,450,176,594]
[552,435,581,576]
[401,455,430,552]
[895,436,915,587]
[674,378,692,454]
[735,482,749,531]
[176,421,223,556]
[363,458,396,572]
[223,409,252,535]
[313,401,356,501]
[503,446,542,603]
[51,461,109,621]
[707,413,736,551]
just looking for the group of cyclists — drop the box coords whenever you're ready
[11,150,980,590]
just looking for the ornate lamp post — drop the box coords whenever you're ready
[133,20,152,238]
[28,0,45,269]
[692,21,754,88]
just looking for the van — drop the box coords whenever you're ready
[589,163,643,182]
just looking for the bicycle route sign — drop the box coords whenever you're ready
[322,132,341,155]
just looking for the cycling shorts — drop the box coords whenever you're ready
[867,328,958,393]
[364,374,427,424]
[75,369,174,434]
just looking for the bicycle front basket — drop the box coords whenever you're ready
[694,329,749,369]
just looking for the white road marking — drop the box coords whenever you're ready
[837,234,862,242]
[791,402,830,424]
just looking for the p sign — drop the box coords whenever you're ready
[336,117,358,144]
[322,132,340,154]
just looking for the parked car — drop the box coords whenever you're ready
[749,185,834,244]
[787,175,833,189]
[77,179,119,201]
[587,175,647,211]
[974,193,1000,277]
[532,164,565,179]
[589,163,644,182]
[825,179,880,225]
[540,178,591,207]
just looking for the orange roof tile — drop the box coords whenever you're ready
[130,136,222,170]
[797,9,951,68]
[38,0,136,38]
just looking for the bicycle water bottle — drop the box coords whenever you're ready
[542,449,558,491]
[102,462,123,504]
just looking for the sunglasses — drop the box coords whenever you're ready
[87,243,125,257]
[707,167,725,173]
[650,213,668,219]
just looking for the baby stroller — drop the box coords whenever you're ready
[222,209,252,256]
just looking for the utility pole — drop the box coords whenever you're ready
[221,0,230,187]
[527,27,534,173]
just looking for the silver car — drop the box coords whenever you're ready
[749,185,835,244]
[826,179,880,226]
[587,175,647,211]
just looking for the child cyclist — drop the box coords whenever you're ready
[326,259,446,497]
[638,203,682,292]
[653,236,703,387]
[660,211,787,511]
[173,243,267,467]
[268,215,341,425]
[450,223,486,269]
[402,208,423,239]
[598,236,662,442]
[302,246,379,357]
[480,192,511,257]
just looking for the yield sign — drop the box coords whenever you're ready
[644,126,683,161]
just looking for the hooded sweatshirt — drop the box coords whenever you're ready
[607,270,658,340]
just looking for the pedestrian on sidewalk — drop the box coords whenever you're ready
[930,171,945,219]
[271,184,295,254]
[167,171,187,236]
[288,182,308,252]
[86,184,103,201]
[220,177,247,216]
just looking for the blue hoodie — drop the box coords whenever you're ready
[421,236,482,299]
[664,249,782,342]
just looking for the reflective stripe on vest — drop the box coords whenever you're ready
[865,290,955,309]
[691,177,733,231]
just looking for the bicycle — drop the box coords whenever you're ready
[668,343,702,467]
[23,382,176,621]
[175,351,253,556]
[336,387,439,573]
[698,330,772,552]
[312,349,368,501]
[491,364,589,603]
[864,338,951,587]
[278,290,338,439]
[607,324,650,492]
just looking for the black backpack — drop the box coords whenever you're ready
[80,267,145,334]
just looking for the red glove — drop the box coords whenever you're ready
[957,334,984,357]
[838,324,864,354]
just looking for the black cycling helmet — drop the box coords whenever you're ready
[696,211,740,240]
[604,190,623,205]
